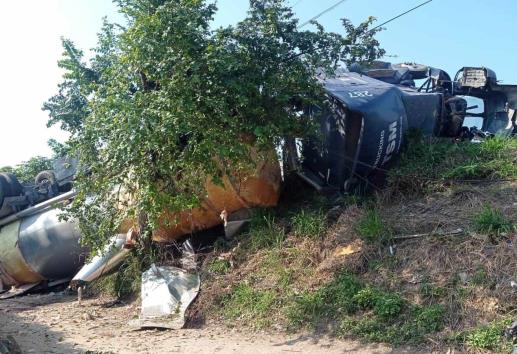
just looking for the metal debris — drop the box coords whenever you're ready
[71,233,131,285]
[392,228,464,241]
[130,264,200,329]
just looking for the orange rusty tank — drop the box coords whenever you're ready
[141,148,281,242]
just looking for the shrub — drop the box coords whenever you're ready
[464,320,513,352]
[373,293,404,320]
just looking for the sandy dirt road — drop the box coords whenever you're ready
[0,292,415,354]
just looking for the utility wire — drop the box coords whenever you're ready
[287,0,434,61]
[299,0,348,28]
[291,0,304,8]
[369,0,433,32]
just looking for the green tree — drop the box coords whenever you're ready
[44,0,385,252]
[0,166,14,174]
[1,157,53,184]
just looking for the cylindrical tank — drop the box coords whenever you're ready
[0,208,85,287]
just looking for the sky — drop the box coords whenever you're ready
[1,0,516,167]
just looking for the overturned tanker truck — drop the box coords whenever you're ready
[0,158,85,296]
[297,63,517,192]
[1,62,516,294]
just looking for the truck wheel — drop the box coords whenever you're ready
[35,170,56,187]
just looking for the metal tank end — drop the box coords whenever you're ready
[70,230,136,293]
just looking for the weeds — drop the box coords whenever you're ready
[206,258,231,275]
[473,205,514,236]
[462,319,513,352]
[291,209,326,238]
[219,283,278,329]
[419,281,446,302]
[355,209,390,244]
[339,303,445,346]
[471,266,489,286]
[89,251,142,298]
[388,132,517,195]
[246,210,285,250]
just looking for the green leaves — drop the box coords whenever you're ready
[45,0,385,252]
[0,156,53,184]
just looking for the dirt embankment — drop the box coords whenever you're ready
[0,292,400,354]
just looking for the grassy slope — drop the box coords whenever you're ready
[192,135,517,352]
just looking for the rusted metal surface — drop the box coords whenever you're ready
[150,150,281,242]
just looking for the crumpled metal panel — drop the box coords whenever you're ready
[130,264,200,329]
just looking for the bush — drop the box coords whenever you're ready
[373,293,404,320]
[413,305,445,332]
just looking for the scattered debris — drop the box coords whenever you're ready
[130,264,200,329]
[505,320,517,340]
[392,228,464,240]
[334,240,363,257]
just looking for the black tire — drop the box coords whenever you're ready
[0,173,23,209]
[0,173,23,197]
[35,170,56,186]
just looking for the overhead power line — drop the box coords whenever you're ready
[291,0,304,8]
[299,0,348,28]
[287,0,434,62]
[369,0,433,32]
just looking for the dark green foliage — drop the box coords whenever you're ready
[285,271,444,344]
[340,304,445,345]
[44,0,385,253]
[353,286,381,309]
[287,272,362,329]
[473,205,514,236]
[89,251,142,298]
[322,272,363,315]
[413,305,445,332]
[372,293,404,320]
